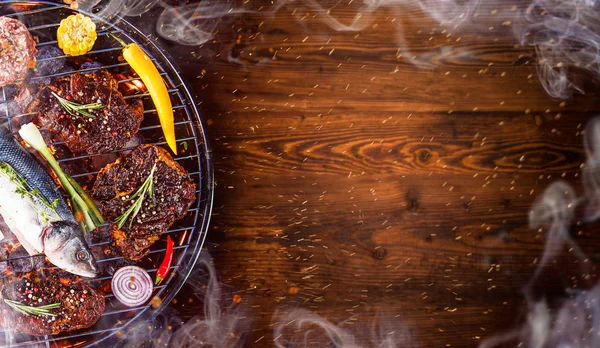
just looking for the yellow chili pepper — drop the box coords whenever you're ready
[111,35,176,154]
[57,14,97,56]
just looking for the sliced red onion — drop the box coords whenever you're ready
[112,266,153,307]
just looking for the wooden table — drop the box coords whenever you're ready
[155,1,600,346]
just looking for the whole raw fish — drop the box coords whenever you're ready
[0,126,98,277]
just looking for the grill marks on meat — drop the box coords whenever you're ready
[0,271,104,336]
[18,71,144,154]
[0,17,36,88]
[92,145,196,260]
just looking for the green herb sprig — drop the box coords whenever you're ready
[0,162,60,223]
[4,299,60,317]
[51,91,103,119]
[115,163,157,229]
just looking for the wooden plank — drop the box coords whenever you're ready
[165,0,600,346]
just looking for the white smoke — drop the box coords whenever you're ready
[480,116,600,347]
[526,180,585,290]
[167,254,249,347]
[110,252,417,347]
[77,0,247,46]
[112,252,250,348]
[272,308,417,347]
[76,0,159,19]
[76,0,600,98]
[480,285,600,348]
[514,0,600,99]
[583,117,600,222]
[155,2,249,47]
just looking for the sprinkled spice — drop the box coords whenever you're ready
[0,273,105,335]
[91,145,196,260]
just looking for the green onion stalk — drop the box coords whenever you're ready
[18,123,104,233]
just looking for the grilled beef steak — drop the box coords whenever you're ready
[0,17,36,88]
[0,271,104,336]
[16,70,144,154]
[92,145,196,260]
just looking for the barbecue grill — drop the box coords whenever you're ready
[0,1,213,346]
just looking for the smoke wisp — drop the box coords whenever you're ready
[583,117,600,222]
[111,252,416,347]
[526,180,584,290]
[479,116,600,347]
[515,0,600,99]
[155,2,250,47]
[77,0,249,46]
[272,308,417,348]
[480,283,600,348]
[273,309,362,348]
[167,254,250,348]
[111,252,251,348]
[79,0,600,98]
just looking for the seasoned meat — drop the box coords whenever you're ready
[0,17,36,87]
[17,70,144,154]
[0,271,104,336]
[92,145,196,260]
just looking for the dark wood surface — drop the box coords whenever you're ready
[158,1,600,346]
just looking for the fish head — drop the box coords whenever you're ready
[43,221,99,278]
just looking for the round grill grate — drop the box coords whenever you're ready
[0,1,213,346]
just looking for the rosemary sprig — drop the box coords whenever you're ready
[0,162,60,223]
[4,299,60,317]
[51,91,103,119]
[115,163,157,229]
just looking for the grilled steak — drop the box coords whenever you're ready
[16,70,144,154]
[92,145,196,260]
[0,271,104,336]
[0,17,36,87]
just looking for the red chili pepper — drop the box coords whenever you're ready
[155,236,174,285]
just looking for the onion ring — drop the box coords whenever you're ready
[111,266,153,307]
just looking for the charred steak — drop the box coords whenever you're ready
[0,17,36,87]
[0,271,104,336]
[92,145,196,260]
[17,70,144,154]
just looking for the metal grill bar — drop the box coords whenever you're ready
[70,166,200,180]
[36,29,122,47]
[31,62,129,81]
[119,73,169,83]
[97,245,188,264]
[54,143,198,166]
[0,204,200,269]
[32,117,192,147]
[3,5,62,18]
[5,300,159,348]
[3,33,163,101]
[123,89,178,99]
[26,22,60,30]
[0,225,195,263]
[0,2,211,347]
[37,46,123,61]
[0,295,163,334]
[1,101,182,120]
[24,33,161,82]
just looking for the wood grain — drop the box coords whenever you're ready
[148,0,600,346]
